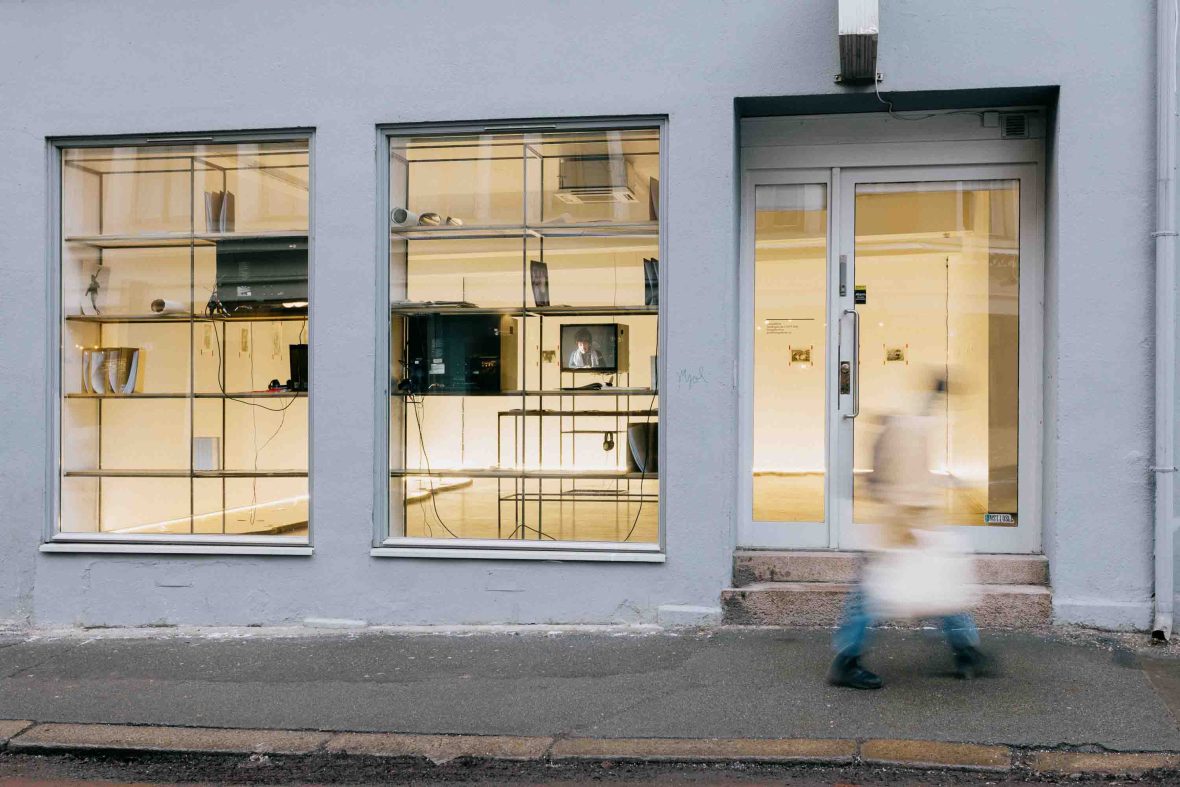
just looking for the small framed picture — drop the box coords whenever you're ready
[790,346,812,365]
[884,345,907,364]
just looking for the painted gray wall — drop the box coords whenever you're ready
[0,0,1157,628]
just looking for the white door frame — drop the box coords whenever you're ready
[834,163,1043,554]
[737,112,1045,554]
[737,167,839,549]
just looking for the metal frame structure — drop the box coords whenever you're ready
[44,129,315,553]
[374,116,668,560]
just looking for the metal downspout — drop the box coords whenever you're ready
[1153,0,1178,639]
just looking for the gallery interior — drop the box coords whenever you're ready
[387,126,661,545]
[57,127,664,546]
[752,179,1019,527]
[59,140,311,539]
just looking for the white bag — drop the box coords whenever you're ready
[861,528,980,619]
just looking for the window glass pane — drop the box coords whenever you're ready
[752,184,828,523]
[388,125,660,545]
[852,179,1019,527]
[59,139,310,538]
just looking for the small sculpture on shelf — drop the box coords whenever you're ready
[79,262,107,316]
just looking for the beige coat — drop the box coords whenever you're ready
[869,413,943,548]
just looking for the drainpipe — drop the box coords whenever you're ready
[1153,0,1178,640]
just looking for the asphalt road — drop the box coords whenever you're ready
[1,751,1173,785]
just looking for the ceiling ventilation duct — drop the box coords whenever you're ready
[556,155,638,204]
[836,0,879,85]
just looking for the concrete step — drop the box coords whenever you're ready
[733,550,1049,587]
[721,582,1052,628]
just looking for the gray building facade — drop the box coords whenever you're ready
[0,1,1169,632]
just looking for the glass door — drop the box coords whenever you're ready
[740,169,839,548]
[836,165,1039,553]
[741,164,1040,553]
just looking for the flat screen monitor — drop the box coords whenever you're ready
[403,314,518,393]
[561,323,626,373]
[213,236,307,317]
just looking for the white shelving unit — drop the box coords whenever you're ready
[387,128,661,544]
[59,142,310,537]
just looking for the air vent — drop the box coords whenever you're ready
[1000,113,1029,139]
[556,156,638,204]
[554,187,638,205]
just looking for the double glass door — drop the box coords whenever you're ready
[740,164,1038,552]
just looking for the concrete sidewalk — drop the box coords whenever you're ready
[2,626,1180,774]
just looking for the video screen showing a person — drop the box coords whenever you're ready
[561,325,617,371]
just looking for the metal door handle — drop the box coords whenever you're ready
[843,308,860,418]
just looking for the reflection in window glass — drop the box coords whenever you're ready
[852,180,1019,527]
[388,126,661,545]
[59,139,310,538]
[752,184,828,523]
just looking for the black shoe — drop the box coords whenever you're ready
[828,654,883,690]
[953,646,987,679]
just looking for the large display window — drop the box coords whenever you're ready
[55,134,311,544]
[382,120,664,554]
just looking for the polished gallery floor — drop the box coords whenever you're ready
[400,480,659,543]
[753,472,992,526]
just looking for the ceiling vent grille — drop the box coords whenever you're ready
[556,156,638,204]
[1001,113,1029,139]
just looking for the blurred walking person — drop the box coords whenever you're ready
[828,376,986,690]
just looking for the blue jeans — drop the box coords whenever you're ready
[833,587,980,659]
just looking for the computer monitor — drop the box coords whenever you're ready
[213,236,308,316]
[560,323,628,373]
[402,314,518,393]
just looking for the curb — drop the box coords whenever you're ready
[550,736,856,763]
[3,720,1180,776]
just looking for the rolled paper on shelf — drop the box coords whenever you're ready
[150,298,185,314]
[390,207,421,227]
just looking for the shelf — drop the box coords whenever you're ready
[390,304,656,317]
[64,230,308,250]
[59,140,313,537]
[501,491,658,503]
[391,303,520,316]
[66,313,308,324]
[64,470,308,478]
[499,409,658,417]
[392,468,657,480]
[65,392,307,400]
[390,221,658,242]
[394,388,657,398]
[532,305,656,317]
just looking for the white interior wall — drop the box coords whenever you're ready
[752,236,828,474]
